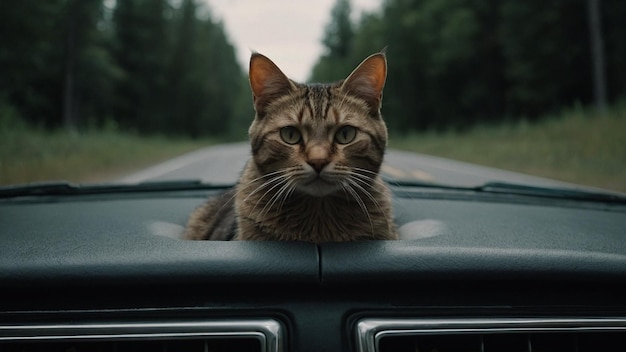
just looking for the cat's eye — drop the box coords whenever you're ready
[335,125,357,144]
[280,126,302,145]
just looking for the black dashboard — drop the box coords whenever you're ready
[2,185,626,351]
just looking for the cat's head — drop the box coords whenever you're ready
[247,52,388,197]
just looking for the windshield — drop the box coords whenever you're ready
[1,0,624,194]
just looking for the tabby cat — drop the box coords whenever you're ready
[184,51,398,242]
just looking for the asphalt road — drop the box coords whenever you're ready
[118,142,573,188]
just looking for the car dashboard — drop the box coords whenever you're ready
[1,184,626,351]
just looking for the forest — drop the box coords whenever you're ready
[312,0,626,131]
[1,0,625,137]
[1,0,251,138]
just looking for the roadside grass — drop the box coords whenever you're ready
[0,123,214,186]
[2,103,624,192]
[390,103,626,193]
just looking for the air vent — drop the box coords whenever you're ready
[356,318,626,352]
[1,336,259,352]
[0,319,283,352]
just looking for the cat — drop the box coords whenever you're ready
[184,51,398,242]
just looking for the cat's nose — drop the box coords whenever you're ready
[308,159,329,173]
[306,144,330,173]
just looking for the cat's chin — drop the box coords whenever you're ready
[296,178,343,197]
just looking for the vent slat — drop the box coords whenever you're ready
[1,337,261,352]
[0,318,282,352]
[359,318,626,352]
[378,332,626,352]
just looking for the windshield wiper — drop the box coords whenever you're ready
[475,181,626,203]
[0,180,232,198]
[385,178,474,192]
[390,178,626,204]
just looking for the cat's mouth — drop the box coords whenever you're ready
[297,175,342,197]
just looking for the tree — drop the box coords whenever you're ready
[310,0,355,82]
[587,0,608,112]
[112,0,172,132]
[62,0,117,130]
[323,0,354,58]
[0,0,65,127]
[0,0,118,130]
[375,0,486,130]
[602,0,626,103]
[166,0,244,137]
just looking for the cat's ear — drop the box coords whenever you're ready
[340,52,387,115]
[249,53,293,117]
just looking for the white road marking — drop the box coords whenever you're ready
[118,148,218,183]
[410,169,435,182]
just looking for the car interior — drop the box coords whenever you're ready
[2,183,625,351]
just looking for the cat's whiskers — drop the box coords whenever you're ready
[274,173,301,214]
[245,167,306,218]
[346,174,391,232]
[212,169,291,216]
[239,167,299,204]
[259,177,297,220]
[350,166,377,176]
[279,181,298,213]
[216,169,290,216]
[333,167,392,234]
[246,169,291,186]
[351,167,388,185]
[346,171,377,188]
[340,181,375,235]
[247,174,292,218]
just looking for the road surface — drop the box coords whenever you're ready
[118,142,580,189]
[118,142,575,189]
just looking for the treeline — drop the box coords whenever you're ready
[4,1,624,138]
[0,0,252,137]
[311,0,626,132]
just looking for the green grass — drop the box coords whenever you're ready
[390,103,626,193]
[0,123,214,186]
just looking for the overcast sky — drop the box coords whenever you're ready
[203,0,382,82]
